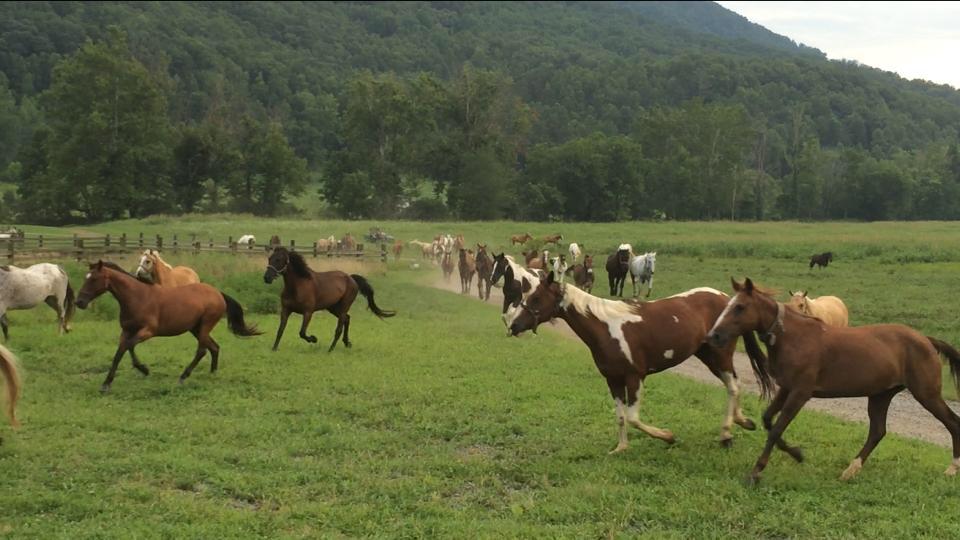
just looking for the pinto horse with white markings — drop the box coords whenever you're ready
[707,278,960,484]
[491,253,541,327]
[509,272,770,452]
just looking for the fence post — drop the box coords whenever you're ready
[139,232,144,248]
[193,241,201,254]
[173,234,178,253]
[381,243,387,263]
[38,234,44,249]
[209,238,213,250]
[156,235,163,250]
[313,241,318,258]
[229,236,236,253]
[357,243,364,258]
[120,233,127,250]
[73,233,78,247]
[290,239,296,251]
[75,238,84,261]
[7,238,13,264]
[105,234,111,248]
[191,234,196,246]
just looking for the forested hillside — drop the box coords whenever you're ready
[2,1,959,223]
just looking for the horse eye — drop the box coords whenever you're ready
[734,304,745,313]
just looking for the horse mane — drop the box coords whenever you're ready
[280,248,312,278]
[149,250,173,270]
[100,261,137,278]
[560,283,642,320]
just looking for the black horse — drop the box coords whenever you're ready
[810,251,833,270]
[605,247,631,296]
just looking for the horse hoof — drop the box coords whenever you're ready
[720,437,733,449]
[344,342,352,348]
[744,473,762,487]
[178,378,186,386]
[787,446,804,463]
[99,384,111,394]
[738,418,757,431]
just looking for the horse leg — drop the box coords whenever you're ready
[298,311,318,344]
[911,389,960,476]
[45,295,65,334]
[0,312,7,341]
[341,314,352,348]
[206,336,221,373]
[102,332,135,393]
[841,386,902,480]
[631,274,638,297]
[697,346,756,446]
[625,373,676,444]
[761,387,805,462]
[272,307,291,351]
[608,274,616,297]
[128,346,150,376]
[646,275,654,298]
[605,376,630,454]
[178,346,208,384]
[748,388,811,485]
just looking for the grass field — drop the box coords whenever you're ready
[3,218,960,537]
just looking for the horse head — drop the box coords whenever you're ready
[264,247,290,284]
[509,271,564,337]
[135,250,157,281]
[76,260,112,309]
[787,290,811,315]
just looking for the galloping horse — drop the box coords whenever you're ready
[809,251,833,269]
[523,250,548,271]
[629,252,656,298]
[707,278,960,484]
[453,234,466,251]
[135,250,200,287]
[565,254,595,293]
[1,344,21,429]
[458,249,476,294]
[264,248,395,352]
[542,233,563,246]
[491,253,541,328]
[0,263,75,339]
[787,290,849,327]
[568,242,582,262]
[75,261,261,393]
[441,250,455,283]
[605,244,632,297]
[409,240,434,260]
[509,272,769,451]
[392,239,404,260]
[475,244,493,301]
[551,254,568,281]
[511,233,533,246]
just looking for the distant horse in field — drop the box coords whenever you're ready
[441,251,455,283]
[510,272,769,451]
[475,243,493,301]
[551,254,568,281]
[629,252,656,298]
[511,233,533,246]
[0,263,75,339]
[458,249,476,294]
[392,239,404,260]
[810,252,833,269]
[264,247,395,352]
[491,253,541,328]
[523,250,548,271]
[708,277,960,484]
[565,254,595,293]
[787,290,849,327]
[76,261,261,393]
[270,235,282,249]
[135,250,200,287]
[341,233,356,251]
[542,233,563,246]
[606,244,633,297]
[568,242,582,262]
[1,344,21,429]
[316,235,336,253]
[237,235,256,248]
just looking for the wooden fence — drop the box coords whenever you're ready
[0,233,390,264]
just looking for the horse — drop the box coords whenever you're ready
[1,344,21,429]
[237,235,256,248]
[605,244,633,297]
[543,233,563,246]
[264,247,395,352]
[433,240,444,265]
[523,249,548,271]
[135,249,201,287]
[810,252,833,269]
[787,290,849,327]
[453,234,466,251]
[441,251,455,283]
[409,240,433,260]
[565,254,595,293]
[509,272,769,451]
[270,235,282,248]
[75,261,261,393]
[629,252,657,298]
[458,249,477,294]
[316,235,336,253]
[341,233,356,251]
[707,277,960,484]
[491,253,542,327]
[551,254,568,281]
[511,233,533,246]
[392,239,404,260]
[0,263,75,339]
[569,242,582,262]
[475,243,493,301]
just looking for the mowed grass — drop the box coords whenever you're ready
[2,256,960,538]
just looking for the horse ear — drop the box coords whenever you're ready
[803,291,808,297]
[96,259,103,270]
[788,290,794,296]
[546,271,556,285]
[744,278,755,293]
[731,277,741,292]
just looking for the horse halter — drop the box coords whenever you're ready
[760,302,786,346]
[267,252,289,276]
[518,283,566,334]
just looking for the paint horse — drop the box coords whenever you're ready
[605,244,632,297]
[787,291,849,327]
[1,344,21,430]
[509,272,769,451]
[135,250,200,287]
[475,244,493,301]
[708,278,960,484]
[264,247,395,352]
[565,255,595,293]
[237,235,256,249]
[75,261,261,393]
[0,263,75,339]
[629,252,656,298]
[491,253,541,328]
[458,249,477,294]
[809,251,833,269]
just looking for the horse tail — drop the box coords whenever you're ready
[221,294,262,337]
[0,344,21,428]
[64,282,76,329]
[350,274,396,319]
[742,331,774,400]
[928,336,960,396]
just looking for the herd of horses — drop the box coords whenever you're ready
[2,236,959,486]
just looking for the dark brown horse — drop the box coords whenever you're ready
[475,243,493,301]
[565,254,595,293]
[510,272,769,451]
[264,247,395,352]
[75,261,261,393]
[605,246,631,296]
[809,251,833,269]
[707,277,960,484]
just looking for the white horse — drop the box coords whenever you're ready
[237,234,256,248]
[551,254,568,281]
[629,252,657,298]
[568,242,582,262]
[0,263,75,339]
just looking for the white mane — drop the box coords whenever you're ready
[666,287,727,299]
[560,283,642,321]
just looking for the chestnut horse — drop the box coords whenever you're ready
[542,233,563,246]
[135,250,200,287]
[76,261,261,393]
[1,344,21,429]
[441,251,455,283]
[787,290,849,327]
[392,239,403,260]
[707,278,960,484]
[475,244,493,301]
[511,233,533,246]
[458,248,476,294]
[509,272,770,451]
[565,254,595,293]
[264,248,395,352]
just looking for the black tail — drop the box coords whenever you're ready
[928,336,960,395]
[222,294,262,336]
[64,282,76,330]
[743,331,775,400]
[351,274,396,319]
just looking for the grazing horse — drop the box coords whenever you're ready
[475,244,493,301]
[543,233,563,246]
[809,251,833,269]
[569,242,582,262]
[75,261,261,393]
[708,278,960,484]
[1,344,21,429]
[237,235,256,248]
[491,253,541,327]
[135,250,201,287]
[316,235,336,253]
[409,240,433,260]
[605,244,633,297]
[565,254,595,293]
[0,263,75,339]
[629,252,657,298]
[458,249,477,294]
[787,291,849,327]
[392,239,404,260]
[509,272,769,450]
[511,233,533,246]
[264,247,395,352]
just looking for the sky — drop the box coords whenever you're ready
[717,1,960,89]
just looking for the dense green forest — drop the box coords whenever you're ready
[2,1,960,223]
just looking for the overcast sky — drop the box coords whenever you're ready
[717,1,960,89]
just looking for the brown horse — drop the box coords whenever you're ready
[707,278,960,484]
[441,250,455,283]
[543,233,563,246]
[341,233,356,251]
[1,344,21,429]
[509,272,770,451]
[453,234,466,251]
[605,245,632,297]
[458,249,476,294]
[565,254,595,293]
[809,251,833,269]
[264,247,395,352]
[475,243,493,301]
[135,250,200,287]
[75,261,261,393]
[270,235,282,248]
[511,233,533,246]
[523,249,547,271]
[392,239,403,260]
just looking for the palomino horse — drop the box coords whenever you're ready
[568,242,582,262]
[458,249,476,294]
[76,261,261,393]
[408,240,433,260]
[565,254,595,293]
[787,290,849,327]
[509,272,769,451]
[809,251,833,269]
[1,344,21,430]
[264,248,395,352]
[629,252,656,298]
[707,278,960,484]
[511,233,533,246]
[605,244,632,297]
[0,263,75,339]
[542,233,563,246]
[316,235,336,253]
[475,244,493,301]
[491,253,541,327]
[135,250,201,287]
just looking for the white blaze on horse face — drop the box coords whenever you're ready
[85,273,91,279]
[672,316,679,323]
